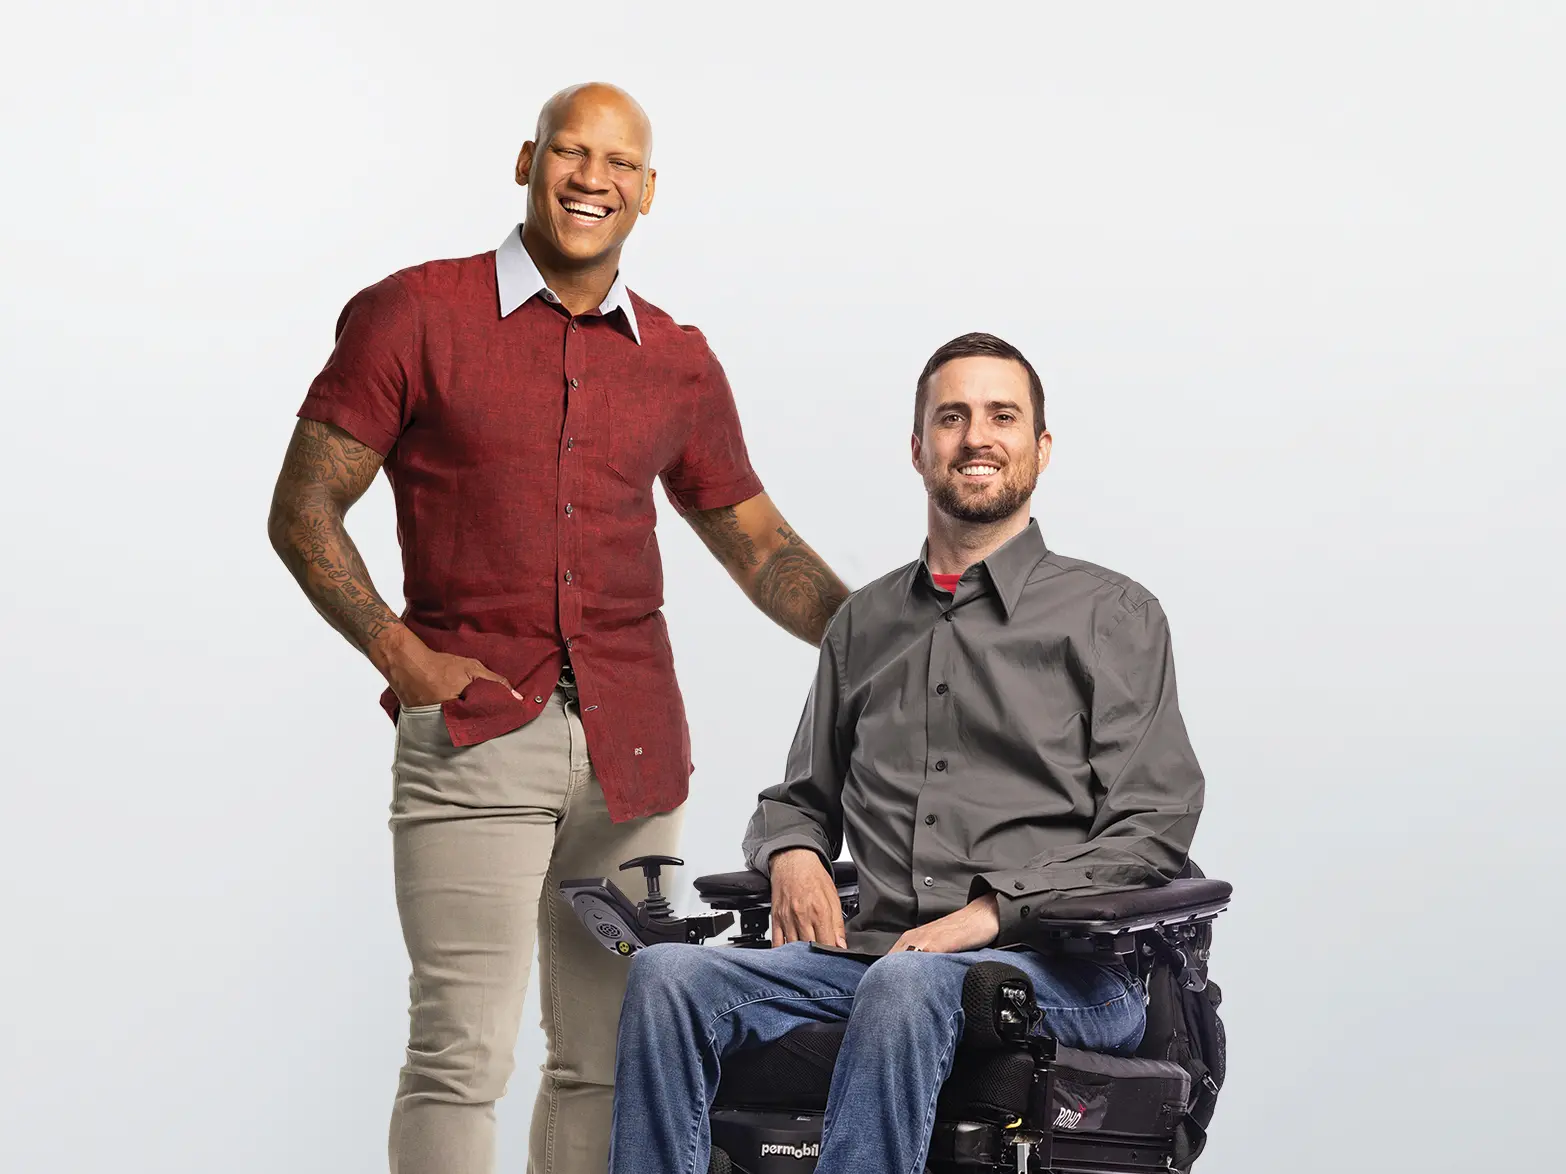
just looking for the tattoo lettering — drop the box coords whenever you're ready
[688,505,761,569]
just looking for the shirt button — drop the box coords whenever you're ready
[935,683,948,695]
[923,877,934,887]
[944,612,955,622]
[564,503,573,515]
[533,695,544,704]
[564,570,573,584]
[934,760,947,771]
[571,320,578,332]
[1020,905,1031,918]
[570,377,579,388]
[1014,881,1025,890]
[567,437,574,450]
[565,637,573,649]
[924,814,936,825]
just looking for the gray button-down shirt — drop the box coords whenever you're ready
[742,520,1205,954]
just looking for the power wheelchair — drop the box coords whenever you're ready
[561,855,1231,1174]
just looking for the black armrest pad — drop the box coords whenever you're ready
[1027,878,1232,927]
[694,861,858,902]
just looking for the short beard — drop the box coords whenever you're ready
[926,454,1040,524]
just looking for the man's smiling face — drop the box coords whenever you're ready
[913,355,1051,524]
[516,84,655,269]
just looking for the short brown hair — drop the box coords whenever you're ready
[914,332,1046,438]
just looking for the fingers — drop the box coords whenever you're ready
[770,902,839,948]
[465,659,523,700]
[466,661,513,689]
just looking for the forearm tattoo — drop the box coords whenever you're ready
[686,505,761,569]
[269,421,402,651]
[753,525,850,645]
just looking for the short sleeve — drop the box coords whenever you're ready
[660,332,765,513]
[297,274,418,456]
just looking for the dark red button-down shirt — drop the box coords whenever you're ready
[297,229,764,821]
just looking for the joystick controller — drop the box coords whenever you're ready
[620,855,684,923]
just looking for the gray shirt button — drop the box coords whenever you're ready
[934,760,947,771]
[923,876,934,887]
[924,814,936,825]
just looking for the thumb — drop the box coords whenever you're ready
[468,660,520,696]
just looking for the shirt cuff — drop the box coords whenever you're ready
[970,863,1100,935]
[665,471,764,515]
[748,833,833,879]
[297,398,399,457]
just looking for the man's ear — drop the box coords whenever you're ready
[911,431,924,473]
[515,141,536,187]
[639,168,657,215]
[1036,430,1053,473]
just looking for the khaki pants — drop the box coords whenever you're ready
[387,681,682,1174]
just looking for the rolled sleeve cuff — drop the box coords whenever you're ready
[297,397,399,457]
[666,472,764,516]
[748,832,833,878]
[970,862,1130,934]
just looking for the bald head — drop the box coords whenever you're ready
[515,81,658,274]
[534,82,653,159]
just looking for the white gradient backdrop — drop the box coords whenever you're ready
[2,4,1561,1173]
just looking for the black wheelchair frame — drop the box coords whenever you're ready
[561,856,1231,1174]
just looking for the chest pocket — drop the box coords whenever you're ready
[602,382,680,489]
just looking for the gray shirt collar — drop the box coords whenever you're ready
[494,223,641,344]
[917,519,1048,618]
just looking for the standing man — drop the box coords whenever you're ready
[266,82,849,1174]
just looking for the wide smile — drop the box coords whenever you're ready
[955,462,1001,480]
[559,197,615,227]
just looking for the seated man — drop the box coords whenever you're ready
[606,332,1206,1174]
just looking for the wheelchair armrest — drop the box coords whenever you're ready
[693,861,859,909]
[1002,878,1232,949]
[1029,878,1231,929]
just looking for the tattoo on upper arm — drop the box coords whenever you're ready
[687,505,761,569]
[278,419,383,502]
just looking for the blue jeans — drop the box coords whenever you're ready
[607,942,1145,1174]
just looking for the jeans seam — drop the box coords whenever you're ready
[542,704,575,1173]
[541,857,566,1170]
[703,990,857,1034]
[906,1008,964,1174]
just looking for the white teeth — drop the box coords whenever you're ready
[561,200,610,219]
[959,466,998,477]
